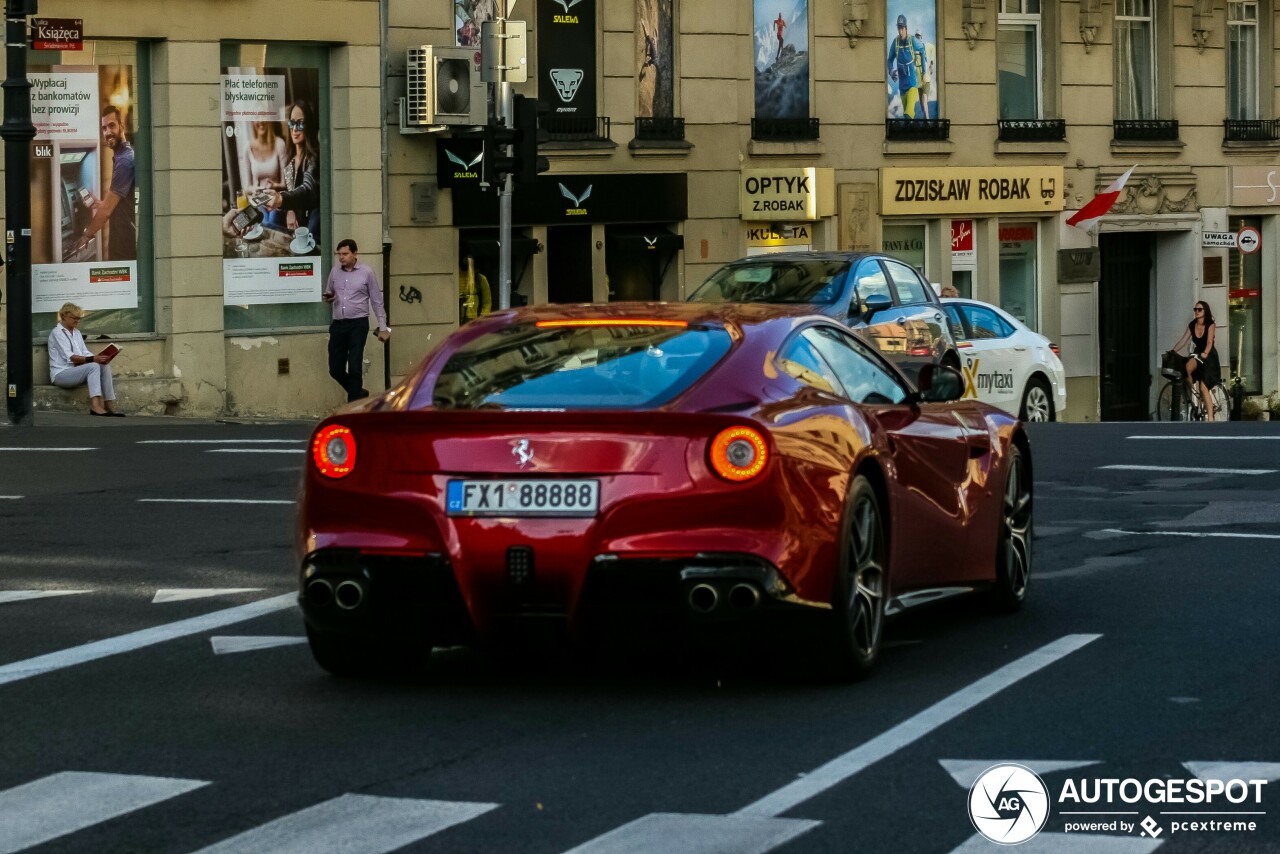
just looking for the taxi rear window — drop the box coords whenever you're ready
[432,322,732,410]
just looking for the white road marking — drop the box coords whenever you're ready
[948,833,1162,853]
[1099,464,1276,475]
[0,771,208,854]
[0,593,295,687]
[1184,762,1280,783]
[0,590,90,605]
[138,499,295,505]
[138,439,305,444]
[734,634,1101,818]
[0,495,20,500]
[206,449,306,454]
[0,447,95,452]
[190,793,498,854]
[1103,529,1280,541]
[152,588,264,604]
[1128,435,1280,440]
[211,635,307,654]
[561,813,819,854]
[939,759,1102,789]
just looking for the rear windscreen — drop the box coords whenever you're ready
[688,259,849,305]
[432,323,732,410]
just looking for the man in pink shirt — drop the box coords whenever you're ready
[323,238,390,401]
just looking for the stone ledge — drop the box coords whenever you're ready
[36,377,186,416]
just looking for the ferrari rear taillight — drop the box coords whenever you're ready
[709,426,769,482]
[313,424,357,479]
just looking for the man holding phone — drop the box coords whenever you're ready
[74,106,137,260]
[324,238,389,402]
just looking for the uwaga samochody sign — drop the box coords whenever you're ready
[881,167,1064,216]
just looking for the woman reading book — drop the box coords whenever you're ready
[47,303,124,417]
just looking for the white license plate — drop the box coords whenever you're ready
[446,479,600,517]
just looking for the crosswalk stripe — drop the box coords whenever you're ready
[948,832,1162,852]
[939,759,1102,789]
[137,439,305,444]
[211,635,306,654]
[152,588,264,604]
[0,447,95,452]
[561,813,819,854]
[0,771,207,854]
[0,594,295,687]
[189,793,498,854]
[1098,464,1275,475]
[0,590,90,605]
[1184,762,1280,782]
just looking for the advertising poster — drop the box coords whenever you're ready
[220,66,322,306]
[886,0,938,119]
[537,0,597,125]
[636,0,673,119]
[753,0,810,120]
[455,0,496,47]
[28,65,139,312]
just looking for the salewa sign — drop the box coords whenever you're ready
[882,167,1064,215]
[552,0,584,22]
[445,148,482,180]
[739,168,835,221]
[559,182,592,215]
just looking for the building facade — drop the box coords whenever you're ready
[2,0,1278,421]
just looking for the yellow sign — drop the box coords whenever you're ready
[881,167,1064,215]
[1230,166,1280,206]
[740,167,835,221]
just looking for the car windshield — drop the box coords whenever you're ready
[688,258,849,305]
[432,322,732,410]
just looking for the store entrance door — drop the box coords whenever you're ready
[546,225,594,303]
[1099,232,1154,421]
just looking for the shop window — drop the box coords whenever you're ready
[752,0,814,140]
[220,43,330,332]
[998,221,1038,330]
[998,0,1041,119]
[538,0,603,140]
[950,219,975,299]
[882,222,927,273]
[1114,0,1156,121]
[28,40,153,337]
[1228,215,1262,394]
[634,0,682,142]
[1227,1,1259,121]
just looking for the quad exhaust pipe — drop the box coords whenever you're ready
[728,583,761,611]
[687,581,761,614]
[334,579,365,610]
[304,578,334,607]
[688,583,719,614]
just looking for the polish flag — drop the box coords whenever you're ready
[1065,165,1136,231]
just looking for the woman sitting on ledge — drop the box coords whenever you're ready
[47,303,124,417]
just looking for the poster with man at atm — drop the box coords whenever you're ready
[28,65,139,312]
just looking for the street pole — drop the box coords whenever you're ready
[496,0,513,311]
[2,0,34,426]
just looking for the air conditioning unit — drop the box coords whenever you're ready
[406,45,487,127]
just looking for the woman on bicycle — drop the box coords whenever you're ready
[1169,300,1221,421]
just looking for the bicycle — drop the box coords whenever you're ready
[1154,374,1229,421]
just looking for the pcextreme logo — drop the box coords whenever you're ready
[559,182,592,216]
[444,148,482,180]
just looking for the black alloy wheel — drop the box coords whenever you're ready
[990,445,1032,612]
[825,475,887,681]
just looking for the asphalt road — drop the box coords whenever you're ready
[1,417,1278,853]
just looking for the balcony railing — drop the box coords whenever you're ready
[543,115,611,142]
[1224,118,1280,142]
[885,118,950,141]
[634,116,686,142]
[1113,119,1179,141]
[751,117,820,141]
[998,119,1066,142]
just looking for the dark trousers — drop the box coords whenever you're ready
[328,317,370,402]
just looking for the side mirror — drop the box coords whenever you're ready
[916,363,965,403]
[860,293,893,319]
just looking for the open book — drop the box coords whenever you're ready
[97,343,122,364]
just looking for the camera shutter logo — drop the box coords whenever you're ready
[549,68,584,102]
[968,764,1050,845]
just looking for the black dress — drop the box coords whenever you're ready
[1188,321,1221,388]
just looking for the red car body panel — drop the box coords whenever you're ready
[297,302,1024,641]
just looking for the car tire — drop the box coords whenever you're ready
[988,445,1032,613]
[823,475,887,681]
[1019,378,1054,422]
[305,624,430,678]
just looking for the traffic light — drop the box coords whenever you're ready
[481,95,550,187]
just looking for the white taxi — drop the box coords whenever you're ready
[941,298,1067,422]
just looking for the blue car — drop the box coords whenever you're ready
[688,252,961,384]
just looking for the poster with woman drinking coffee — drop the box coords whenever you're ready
[220,66,323,306]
